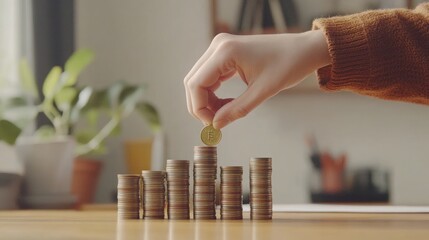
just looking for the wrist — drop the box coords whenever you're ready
[304,30,331,70]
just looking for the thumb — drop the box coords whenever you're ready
[212,85,265,129]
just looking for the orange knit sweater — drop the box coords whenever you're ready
[313,3,429,105]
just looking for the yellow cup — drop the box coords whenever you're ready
[123,139,152,174]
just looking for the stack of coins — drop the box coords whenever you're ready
[117,174,141,219]
[166,159,190,219]
[249,157,272,220]
[193,146,217,219]
[142,171,166,219]
[220,166,243,220]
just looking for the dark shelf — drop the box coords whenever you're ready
[310,191,389,204]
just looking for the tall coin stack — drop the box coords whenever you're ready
[193,146,217,219]
[220,166,243,220]
[117,174,141,220]
[142,171,166,219]
[166,159,190,219]
[249,157,273,220]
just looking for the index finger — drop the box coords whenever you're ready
[187,52,236,124]
[184,47,215,120]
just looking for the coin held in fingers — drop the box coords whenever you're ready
[200,124,222,146]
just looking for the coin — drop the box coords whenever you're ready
[142,171,166,219]
[249,157,273,220]
[117,174,141,220]
[200,124,222,146]
[166,159,190,220]
[220,166,243,220]
[193,146,218,219]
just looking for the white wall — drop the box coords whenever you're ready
[76,0,429,205]
[75,0,212,203]
[0,0,20,86]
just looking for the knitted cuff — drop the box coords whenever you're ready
[312,14,371,92]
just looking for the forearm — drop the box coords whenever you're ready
[313,3,429,105]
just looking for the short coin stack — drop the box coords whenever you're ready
[141,171,166,219]
[220,166,243,220]
[249,157,273,220]
[166,159,190,219]
[193,146,217,219]
[117,174,141,219]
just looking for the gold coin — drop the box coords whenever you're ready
[200,124,222,146]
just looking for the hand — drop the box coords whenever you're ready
[184,30,330,129]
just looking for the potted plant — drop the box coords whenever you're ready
[0,57,42,209]
[71,81,161,206]
[0,49,161,208]
[0,67,34,209]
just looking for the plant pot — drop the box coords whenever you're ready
[0,172,22,209]
[71,158,102,207]
[0,143,24,210]
[16,136,76,209]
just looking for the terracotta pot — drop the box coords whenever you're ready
[71,158,102,207]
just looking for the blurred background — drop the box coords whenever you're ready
[1,0,428,209]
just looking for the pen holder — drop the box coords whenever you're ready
[321,152,346,193]
[322,166,344,193]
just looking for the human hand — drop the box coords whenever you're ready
[184,30,330,129]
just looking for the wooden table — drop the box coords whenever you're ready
[1,210,429,239]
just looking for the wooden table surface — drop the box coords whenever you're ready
[1,209,429,240]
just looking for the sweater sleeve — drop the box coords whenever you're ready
[312,3,429,105]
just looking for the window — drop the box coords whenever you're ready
[0,0,33,93]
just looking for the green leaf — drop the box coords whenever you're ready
[92,89,109,108]
[4,97,27,108]
[34,125,56,139]
[107,82,125,109]
[64,49,94,86]
[136,102,161,132]
[85,109,99,127]
[75,130,107,156]
[42,101,57,115]
[111,121,121,136]
[75,130,98,144]
[75,87,93,109]
[2,106,38,129]
[81,88,108,112]
[19,59,39,100]
[42,66,62,99]
[120,85,145,115]
[65,49,94,75]
[70,87,93,123]
[54,87,78,111]
[0,119,22,145]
